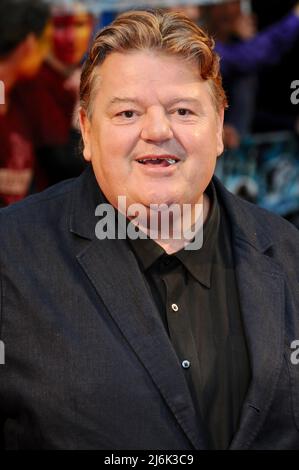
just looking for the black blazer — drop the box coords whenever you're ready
[0,166,299,449]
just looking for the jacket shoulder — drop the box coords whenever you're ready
[214,176,299,244]
[0,178,75,226]
[229,191,299,242]
[0,179,79,255]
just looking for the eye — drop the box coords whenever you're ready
[75,20,89,28]
[117,110,135,118]
[177,108,192,116]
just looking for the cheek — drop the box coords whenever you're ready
[90,129,132,180]
[74,27,92,58]
[52,29,75,63]
[95,123,137,160]
[179,131,218,181]
[53,30,72,49]
[181,125,218,160]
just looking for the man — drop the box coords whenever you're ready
[0,10,299,450]
[170,1,299,145]
[23,0,94,187]
[0,0,51,205]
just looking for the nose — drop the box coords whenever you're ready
[56,25,75,47]
[66,26,76,45]
[140,107,173,142]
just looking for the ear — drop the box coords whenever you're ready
[79,107,92,162]
[215,107,225,157]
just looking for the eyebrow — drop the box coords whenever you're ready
[107,97,203,107]
[108,97,142,106]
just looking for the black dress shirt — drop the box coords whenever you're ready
[128,183,251,449]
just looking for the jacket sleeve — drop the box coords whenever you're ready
[217,13,299,77]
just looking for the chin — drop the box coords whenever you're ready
[142,194,180,208]
[57,55,76,66]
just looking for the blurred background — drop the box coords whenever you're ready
[0,0,299,227]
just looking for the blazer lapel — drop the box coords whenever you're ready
[69,168,208,450]
[229,237,285,449]
[213,177,285,449]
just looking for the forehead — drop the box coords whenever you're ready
[52,12,92,28]
[87,50,218,117]
[96,50,203,94]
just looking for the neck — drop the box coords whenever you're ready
[153,193,210,254]
[46,54,77,78]
[127,192,210,255]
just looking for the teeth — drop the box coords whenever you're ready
[137,157,177,164]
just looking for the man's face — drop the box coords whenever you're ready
[80,51,224,210]
[52,12,94,66]
[168,6,201,22]
[207,1,241,39]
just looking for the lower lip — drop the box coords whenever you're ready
[134,161,181,175]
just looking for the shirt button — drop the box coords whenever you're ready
[171,303,179,312]
[182,360,191,369]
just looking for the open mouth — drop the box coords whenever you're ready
[136,156,180,167]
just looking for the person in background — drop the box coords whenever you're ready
[205,0,299,141]
[20,0,94,191]
[0,0,51,205]
[203,0,258,147]
[200,1,299,77]
[169,1,299,147]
